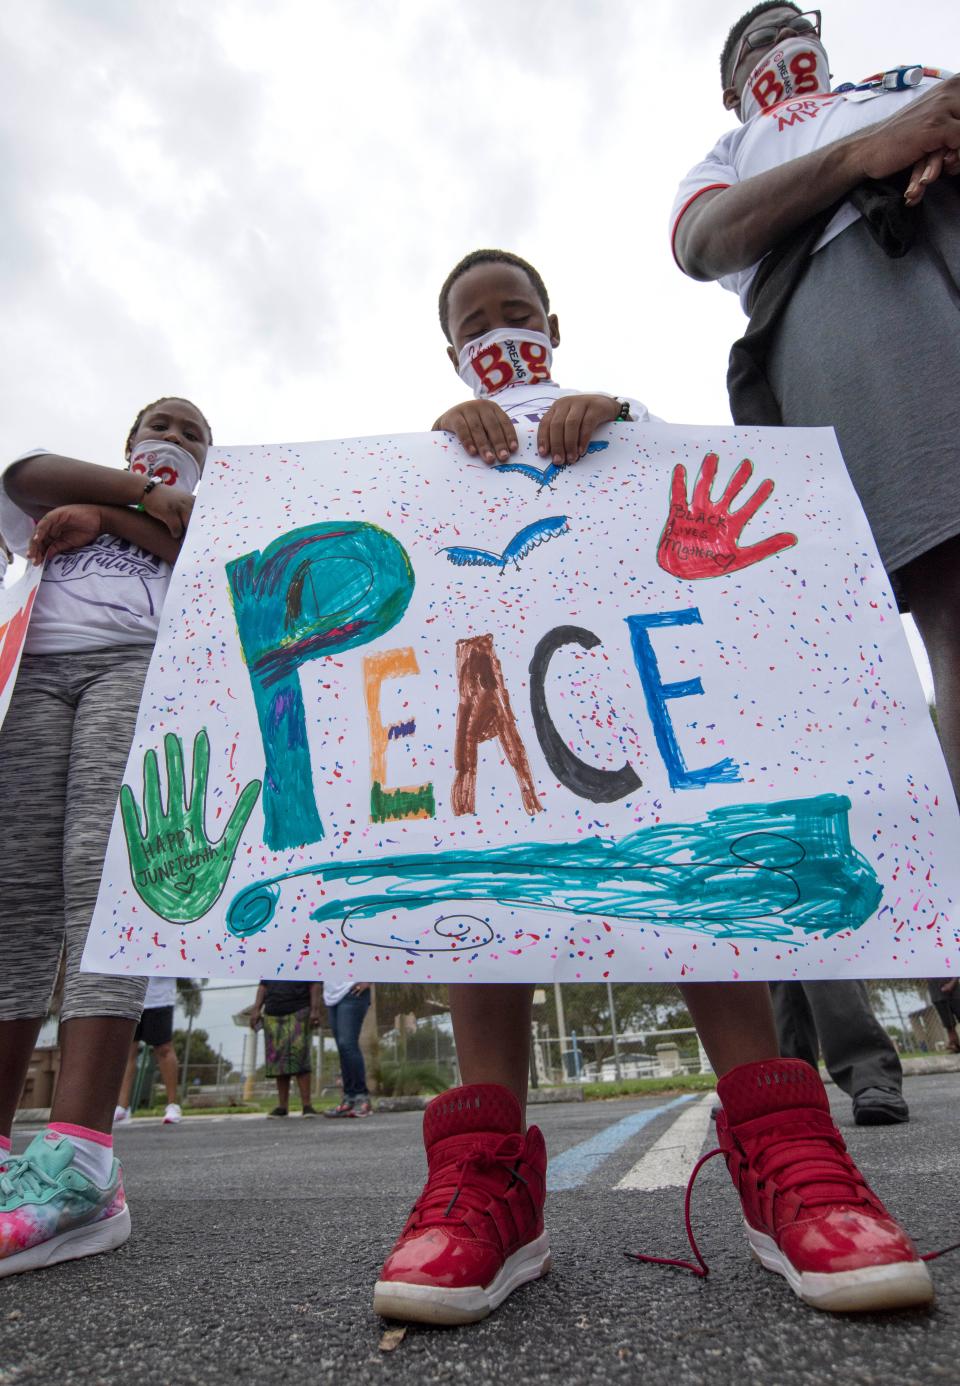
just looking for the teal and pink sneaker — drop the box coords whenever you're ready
[0,1132,130,1277]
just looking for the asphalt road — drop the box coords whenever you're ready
[2,1076,958,1386]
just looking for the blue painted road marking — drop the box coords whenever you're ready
[547,1093,699,1191]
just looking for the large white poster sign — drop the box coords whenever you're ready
[0,565,43,729]
[83,422,960,985]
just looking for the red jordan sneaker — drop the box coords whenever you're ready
[716,1059,933,1312]
[374,1084,550,1324]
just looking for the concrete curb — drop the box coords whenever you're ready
[820,1055,960,1084]
[901,1055,960,1076]
[529,1085,585,1104]
[373,1086,585,1113]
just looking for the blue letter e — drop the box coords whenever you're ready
[626,608,741,791]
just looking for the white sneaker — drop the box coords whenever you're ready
[162,1103,182,1125]
[113,1106,131,1127]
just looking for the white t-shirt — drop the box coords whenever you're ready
[323,977,356,1006]
[144,976,177,1010]
[671,75,942,311]
[480,379,654,429]
[0,446,199,655]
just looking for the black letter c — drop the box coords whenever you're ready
[529,625,642,804]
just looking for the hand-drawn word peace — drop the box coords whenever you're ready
[225,520,741,853]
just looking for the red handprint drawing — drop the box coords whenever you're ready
[657,452,797,580]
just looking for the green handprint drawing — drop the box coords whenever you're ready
[120,729,262,923]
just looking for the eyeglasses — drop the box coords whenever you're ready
[731,9,821,77]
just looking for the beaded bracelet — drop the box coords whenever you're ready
[136,475,162,513]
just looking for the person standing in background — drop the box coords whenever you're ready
[250,980,322,1117]
[114,976,183,1126]
[927,979,960,1054]
[769,981,907,1124]
[322,981,373,1119]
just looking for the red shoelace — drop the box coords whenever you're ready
[402,1133,530,1233]
[626,1132,960,1279]
[625,1145,724,1278]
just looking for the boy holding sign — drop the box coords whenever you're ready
[372,249,933,1323]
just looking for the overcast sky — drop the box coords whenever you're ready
[1,0,946,684]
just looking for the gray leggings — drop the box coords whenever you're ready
[0,647,151,1022]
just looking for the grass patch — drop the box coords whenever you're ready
[581,1073,717,1100]
[378,1060,451,1097]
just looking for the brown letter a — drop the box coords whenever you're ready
[452,633,542,816]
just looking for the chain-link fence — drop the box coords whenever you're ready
[24,977,946,1115]
[114,980,702,1110]
[529,982,709,1085]
[145,979,952,1103]
[128,981,705,1109]
[904,999,958,1054]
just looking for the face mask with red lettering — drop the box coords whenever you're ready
[457,328,554,397]
[740,35,831,120]
[128,441,200,493]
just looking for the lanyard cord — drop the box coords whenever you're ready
[836,65,954,94]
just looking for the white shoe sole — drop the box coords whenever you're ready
[0,1205,131,1279]
[373,1231,551,1325]
[746,1224,934,1312]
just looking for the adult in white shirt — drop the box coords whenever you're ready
[672,4,960,1128]
[672,6,960,770]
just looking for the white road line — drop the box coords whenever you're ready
[547,1094,697,1191]
[614,1093,716,1191]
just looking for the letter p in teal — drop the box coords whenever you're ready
[627,608,742,790]
[226,522,415,850]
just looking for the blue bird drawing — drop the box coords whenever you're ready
[493,441,608,491]
[494,459,562,490]
[440,516,570,573]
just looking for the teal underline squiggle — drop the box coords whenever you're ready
[225,794,881,947]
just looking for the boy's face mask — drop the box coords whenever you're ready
[128,440,201,493]
[457,327,554,398]
[739,35,831,121]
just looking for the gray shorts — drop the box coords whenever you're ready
[0,646,151,1022]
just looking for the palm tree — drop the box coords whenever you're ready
[177,978,206,1020]
[176,979,206,1099]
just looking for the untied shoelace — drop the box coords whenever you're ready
[625,1131,960,1280]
